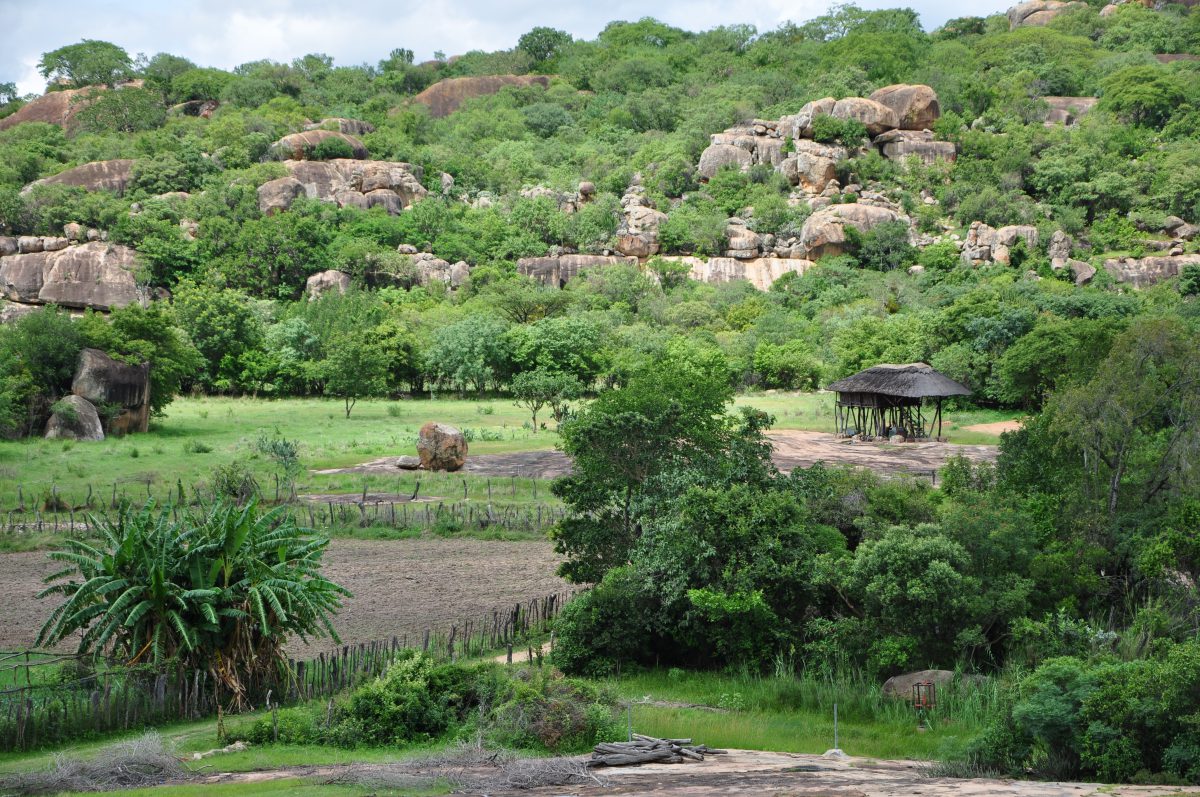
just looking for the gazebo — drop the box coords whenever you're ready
[826,363,970,441]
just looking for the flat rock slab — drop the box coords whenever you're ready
[315,431,999,480]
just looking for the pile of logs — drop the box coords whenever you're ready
[587,734,726,767]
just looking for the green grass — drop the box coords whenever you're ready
[603,668,998,761]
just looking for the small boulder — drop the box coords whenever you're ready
[44,395,105,442]
[1048,230,1072,268]
[0,236,17,256]
[416,422,468,471]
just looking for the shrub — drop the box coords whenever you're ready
[811,114,868,146]
[310,137,355,160]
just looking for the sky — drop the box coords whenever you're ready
[0,0,1002,96]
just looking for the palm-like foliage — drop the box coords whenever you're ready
[37,500,349,708]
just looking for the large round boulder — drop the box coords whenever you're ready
[1007,0,1088,28]
[271,130,368,160]
[881,669,957,699]
[868,84,940,131]
[831,98,899,136]
[416,422,468,471]
[257,176,306,216]
[305,269,351,299]
[44,395,105,442]
[697,143,753,179]
[22,159,135,196]
[410,75,550,118]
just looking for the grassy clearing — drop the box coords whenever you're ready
[0,396,557,512]
[604,669,997,761]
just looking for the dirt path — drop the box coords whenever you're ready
[318,430,999,481]
[0,538,569,656]
[194,750,1200,797]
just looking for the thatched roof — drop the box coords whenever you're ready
[826,363,971,398]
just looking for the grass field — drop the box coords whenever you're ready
[0,393,1020,513]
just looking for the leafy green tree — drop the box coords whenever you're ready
[518,27,573,67]
[1100,65,1185,127]
[511,368,582,427]
[37,500,348,707]
[323,330,390,417]
[424,316,512,395]
[73,86,165,133]
[38,40,132,88]
[753,340,822,389]
[855,220,916,271]
[172,281,266,392]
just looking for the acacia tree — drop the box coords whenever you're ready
[511,368,582,428]
[37,500,349,707]
[323,330,389,417]
[38,40,132,88]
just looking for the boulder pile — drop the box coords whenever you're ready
[257,159,428,216]
[0,239,143,312]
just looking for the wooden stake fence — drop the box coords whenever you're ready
[0,587,578,752]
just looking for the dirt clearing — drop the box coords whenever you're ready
[0,538,569,657]
[961,420,1025,435]
[319,430,999,481]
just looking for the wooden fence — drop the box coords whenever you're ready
[0,588,578,752]
[1,498,566,536]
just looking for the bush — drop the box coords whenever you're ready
[242,652,618,753]
[311,136,355,160]
[811,114,868,146]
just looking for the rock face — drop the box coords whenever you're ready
[416,422,468,471]
[660,256,816,291]
[1104,254,1200,288]
[868,84,940,131]
[260,160,428,215]
[799,204,904,259]
[23,159,136,195]
[44,395,105,441]
[305,117,376,136]
[1043,96,1098,126]
[271,130,369,160]
[961,222,1039,266]
[0,86,102,132]
[306,269,351,299]
[411,75,550,118]
[72,347,151,435]
[517,255,638,287]
[874,130,956,165]
[1008,0,1088,28]
[831,98,899,136]
[0,242,141,311]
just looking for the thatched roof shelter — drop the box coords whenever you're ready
[826,363,971,399]
[826,363,970,440]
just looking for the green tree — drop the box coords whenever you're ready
[511,368,582,427]
[38,39,132,88]
[424,316,512,395]
[518,27,573,67]
[172,281,265,392]
[1099,65,1185,127]
[323,330,390,417]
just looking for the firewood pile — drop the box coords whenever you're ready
[587,734,726,767]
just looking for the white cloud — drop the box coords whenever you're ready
[1,0,1003,96]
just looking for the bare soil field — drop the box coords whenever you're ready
[0,538,569,658]
[318,430,1000,480]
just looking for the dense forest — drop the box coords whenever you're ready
[2,0,1200,783]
